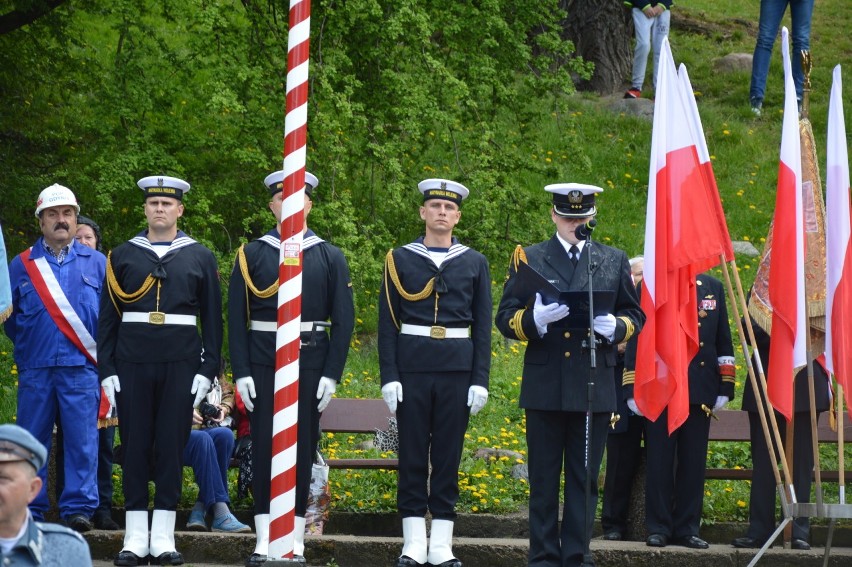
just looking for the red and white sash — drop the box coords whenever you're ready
[21,248,97,365]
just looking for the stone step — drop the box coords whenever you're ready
[86,531,852,567]
[85,530,852,567]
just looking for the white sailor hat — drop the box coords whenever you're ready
[264,170,319,198]
[545,183,603,218]
[418,178,469,206]
[0,424,47,471]
[137,175,191,200]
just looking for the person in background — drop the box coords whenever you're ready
[623,1,672,99]
[0,424,92,565]
[600,256,645,541]
[749,0,814,116]
[624,272,736,549]
[496,183,643,567]
[184,375,250,533]
[5,184,105,533]
[379,179,491,567]
[230,170,354,566]
[98,175,222,566]
[731,315,828,550]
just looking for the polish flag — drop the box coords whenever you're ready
[766,27,807,421]
[635,38,727,433]
[677,65,735,265]
[825,65,852,415]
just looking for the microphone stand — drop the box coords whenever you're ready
[580,225,597,567]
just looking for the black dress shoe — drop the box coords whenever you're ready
[731,536,762,548]
[603,531,622,541]
[429,560,462,567]
[791,538,811,550]
[67,514,93,533]
[114,550,149,566]
[245,553,267,567]
[674,535,709,549]
[646,533,668,547]
[149,551,184,565]
[93,511,121,530]
[395,556,425,567]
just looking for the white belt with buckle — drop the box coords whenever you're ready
[122,312,197,326]
[400,323,470,339]
[250,320,324,333]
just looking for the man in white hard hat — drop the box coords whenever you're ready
[4,184,106,533]
[98,175,223,566]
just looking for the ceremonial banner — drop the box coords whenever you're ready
[635,38,728,433]
[825,65,852,416]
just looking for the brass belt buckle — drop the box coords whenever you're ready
[430,326,447,339]
[149,311,166,325]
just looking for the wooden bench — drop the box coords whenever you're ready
[707,410,852,483]
[319,398,399,470]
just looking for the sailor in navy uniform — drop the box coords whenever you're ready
[623,273,735,549]
[98,175,222,566]
[230,171,355,566]
[379,179,492,567]
[495,183,642,567]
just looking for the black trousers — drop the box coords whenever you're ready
[396,371,470,520]
[643,406,710,538]
[746,410,818,542]
[526,409,609,567]
[600,415,644,536]
[249,363,322,516]
[116,359,195,510]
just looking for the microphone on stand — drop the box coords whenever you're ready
[574,219,597,240]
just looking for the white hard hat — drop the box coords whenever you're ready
[35,184,80,218]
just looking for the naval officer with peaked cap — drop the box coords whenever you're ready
[496,183,643,567]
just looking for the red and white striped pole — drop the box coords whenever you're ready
[270,0,311,561]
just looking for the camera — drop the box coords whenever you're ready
[198,401,221,428]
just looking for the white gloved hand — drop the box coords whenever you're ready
[467,385,489,416]
[533,293,570,332]
[236,376,257,412]
[191,374,212,408]
[101,375,120,408]
[593,313,617,340]
[627,398,643,417]
[381,381,403,413]
[316,377,337,412]
[713,395,730,412]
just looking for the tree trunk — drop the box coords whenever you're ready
[560,0,633,95]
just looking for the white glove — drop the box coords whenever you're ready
[713,395,730,412]
[191,374,212,408]
[316,377,337,412]
[236,376,257,412]
[593,313,617,340]
[382,381,403,413]
[467,385,489,415]
[627,398,643,417]
[533,293,570,333]
[102,375,120,408]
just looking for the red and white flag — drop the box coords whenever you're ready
[825,65,852,415]
[766,27,807,421]
[635,38,727,433]
[677,64,735,265]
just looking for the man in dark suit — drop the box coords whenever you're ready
[600,256,645,541]
[496,183,643,567]
[623,273,736,549]
[731,316,830,551]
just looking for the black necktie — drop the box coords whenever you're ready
[569,245,579,267]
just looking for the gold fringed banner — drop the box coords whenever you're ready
[749,117,827,353]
